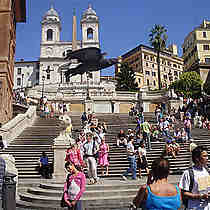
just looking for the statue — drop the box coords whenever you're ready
[63,47,118,79]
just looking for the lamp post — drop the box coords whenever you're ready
[21,73,24,91]
[41,76,45,99]
[86,72,91,100]
[168,70,173,99]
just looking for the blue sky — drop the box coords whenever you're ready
[15,0,210,75]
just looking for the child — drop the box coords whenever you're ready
[63,161,86,210]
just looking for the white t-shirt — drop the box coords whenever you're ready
[179,167,210,210]
[138,147,146,157]
[127,142,135,157]
[163,120,170,130]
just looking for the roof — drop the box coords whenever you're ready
[44,5,59,19]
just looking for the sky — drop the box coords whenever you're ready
[15,0,210,76]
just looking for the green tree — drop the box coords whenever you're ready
[171,71,203,98]
[203,81,210,95]
[149,24,168,90]
[116,62,138,91]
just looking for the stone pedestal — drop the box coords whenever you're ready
[52,131,71,182]
[0,154,19,199]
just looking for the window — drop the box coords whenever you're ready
[47,73,50,80]
[174,71,178,76]
[146,71,150,75]
[146,62,149,67]
[144,55,147,60]
[47,29,53,41]
[87,28,93,39]
[17,78,21,86]
[153,80,156,86]
[203,32,207,38]
[36,72,39,80]
[138,78,141,84]
[205,58,210,63]
[152,64,155,68]
[147,79,149,86]
[150,56,153,61]
[203,45,209,50]
[164,75,167,80]
[173,64,177,68]
[152,72,156,76]
[17,68,21,75]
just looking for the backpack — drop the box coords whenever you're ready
[60,173,71,207]
[182,168,194,209]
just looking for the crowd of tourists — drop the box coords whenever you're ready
[39,96,70,118]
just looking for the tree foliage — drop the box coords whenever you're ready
[116,62,139,91]
[171,71,203,98]
[203,78,210,95]
[149,24,168,90]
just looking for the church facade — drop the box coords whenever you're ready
[14,4,101,90]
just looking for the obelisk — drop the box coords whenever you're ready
[72,8,77,51]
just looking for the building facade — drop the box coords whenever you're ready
[14,60,39,90]
[116,44,184,89]
[14,4,101,91]
[0,0,26,124]
[182,20,210,82]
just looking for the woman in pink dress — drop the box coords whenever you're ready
[98,138,109,176]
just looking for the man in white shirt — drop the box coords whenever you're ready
[83,132,99,185]
[179,146,210,210]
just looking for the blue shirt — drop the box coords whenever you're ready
[145,185,181,210]
[40,156,48,165]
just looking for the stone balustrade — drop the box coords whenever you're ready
[0,106,37,146]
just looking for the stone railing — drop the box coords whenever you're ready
[0,106,37,146]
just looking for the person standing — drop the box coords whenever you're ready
[179,146,210,210]
[64,161,86,210]
[184,116,192,140]
[0,156,5,209]
[141,121,151,150]
[98,138,109,176]
[83,132,99,185]
[137,142,149,179]
[121,137,137,180]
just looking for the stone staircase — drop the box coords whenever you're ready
[0,116,65,179]
[14,113,210,209]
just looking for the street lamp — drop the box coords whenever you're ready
[86,72,91,100]
[21,74,24,91]
[41,76,45,99]
[168,70,173,99]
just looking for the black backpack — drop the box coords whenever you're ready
[182,168,194,209]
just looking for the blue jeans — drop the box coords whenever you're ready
[123,156,136,179]
[143,132,151,150]
[68,200,82,210]
[185,127,192,140]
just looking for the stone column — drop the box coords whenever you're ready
[52,131,71,182]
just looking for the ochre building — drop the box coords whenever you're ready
[116,44,183,89]
[0,0,26,124]
[182,20,210,82]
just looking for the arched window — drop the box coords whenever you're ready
[87,28,93,39]
[47,29,53,41]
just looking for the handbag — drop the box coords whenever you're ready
[60,174,71,207]
[60,192,69,207]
